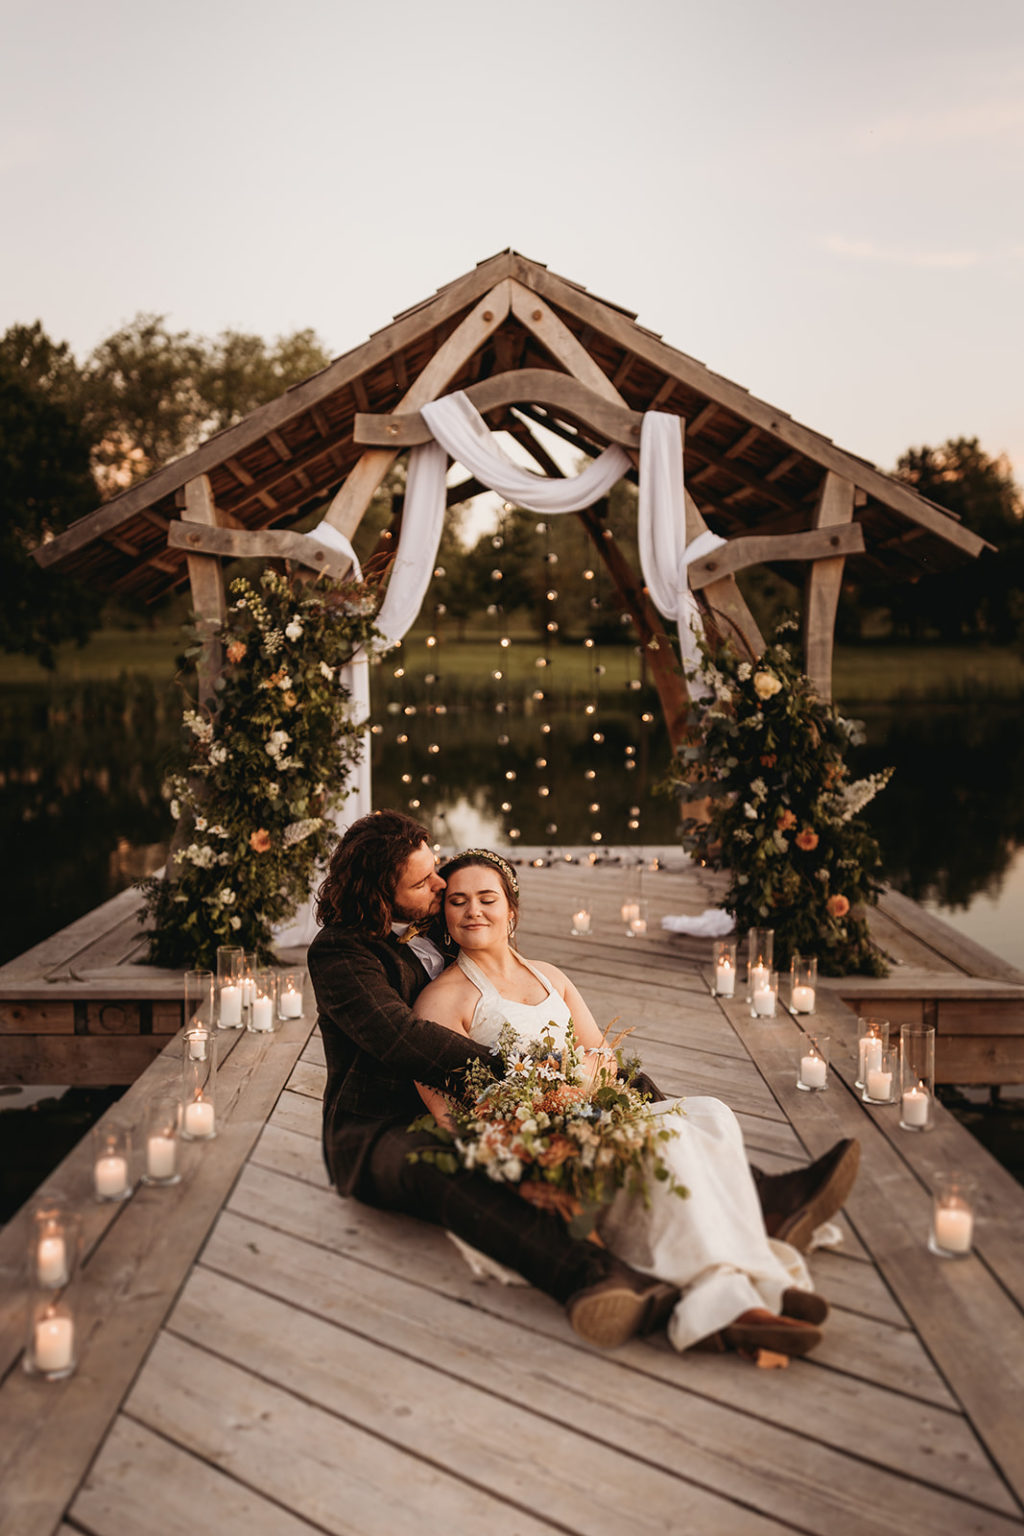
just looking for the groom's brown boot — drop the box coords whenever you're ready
[751,1138,860,1253]
[567,1260,679,1349]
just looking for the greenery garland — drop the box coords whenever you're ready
[141,567,380,969]
[667,617,892,976]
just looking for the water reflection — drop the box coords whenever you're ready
[2,679,1022,972]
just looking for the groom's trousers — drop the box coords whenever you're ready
[361,1124,612,1304]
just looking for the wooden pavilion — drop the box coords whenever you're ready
[34,248,990,737]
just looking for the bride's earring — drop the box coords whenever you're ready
[507,919,516,943]
[443,927,457,952]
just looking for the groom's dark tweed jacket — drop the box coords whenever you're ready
[307,922,486,1196]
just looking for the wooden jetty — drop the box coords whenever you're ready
[2,858,1024,1536]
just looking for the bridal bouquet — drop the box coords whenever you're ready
[410,1024,688,1237]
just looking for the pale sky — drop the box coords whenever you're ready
[4,0,1023,484]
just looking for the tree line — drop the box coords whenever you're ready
[2,315,1022,666]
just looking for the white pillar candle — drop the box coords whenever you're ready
[866,1067,892,1101]
[146,1134,177,1180]
[251,996,274,1031]
[902,1085,930,1127]
[859,1034,883,1080]
[94,1154,129,1200]
[36,1235,68,1288]
[752,985,776,1017]
[715,960,735,997]
[620,901,640,924]
[219,983,242,1026]
[628,917,648,936]
[279,986,302,1018]
[799,1054,827,1089]
[934,1205,973,1253]
[791,984,816,1014]
[35,1315,74,1374]
[241,976,255,1007]
[750,963,769,991]
[188,1033,208,1060]
[572,910,592,934]
[184,1099,215,1138]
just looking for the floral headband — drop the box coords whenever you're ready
[439,848,519,898]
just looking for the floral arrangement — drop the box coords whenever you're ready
[410,1023,688,1237]
[141,566,380,968]
[669,617,892,976]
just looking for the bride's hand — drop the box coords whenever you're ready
[518,1182,581,1222]
[580,1047,617,1090]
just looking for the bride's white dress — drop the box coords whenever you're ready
[457,952,813,1351]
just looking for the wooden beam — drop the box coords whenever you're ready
[688,522,865,590]
[684,485,765,659]
[267,430,292,461]
[167,522,355,579]
[181,476,226,712]
[354,369,643,450]
[317,279,515,546]
[803,472,857,699]
[509,280,619,402]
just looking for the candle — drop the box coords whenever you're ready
[628,917,648,936]
[188,1033,208,1060]
[859,1034,882,1081]
[184,1098,215,1138]
[750,963,769,991]
[800,1054,827,1089]
[219,983,242,1027]
[902,1084,930,1127]
[146,1134,177,1180]
[715,959,735,997]
[621,901,640,924]
[34,1314,74,1375]
[94,1154,129,1200]
[251,995,274,1031]
[279,985,302,1018]
[241,976,255,1008]
[791,984,816,1014]
[36,1235,68,1288]
[572,909,592,935]
[866,1067,892,1101]
[752,985,775,1017]
[934,1204,974,1254]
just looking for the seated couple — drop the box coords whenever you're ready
[307,811,859,1354]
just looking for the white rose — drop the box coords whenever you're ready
[285,619,303,641]
[753,671,782,700]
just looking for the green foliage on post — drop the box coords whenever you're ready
[668,618,892,977]
[140,568,380,969]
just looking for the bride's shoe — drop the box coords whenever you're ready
[694,1308,822,1357]
[781,1287,829,1325]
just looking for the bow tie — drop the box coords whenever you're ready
[396,919,434,944]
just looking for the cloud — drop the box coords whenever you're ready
[823,236,981,270]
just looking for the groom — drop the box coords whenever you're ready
[307,810,859,1347]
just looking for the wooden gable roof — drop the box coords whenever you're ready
[35,250,989,602]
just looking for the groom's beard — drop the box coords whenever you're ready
[392,892,444,925]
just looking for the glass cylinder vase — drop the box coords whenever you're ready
[24,1293,78,1380]
[900,1024,936,1132]
[855,1018,890,1090]
[712,940,737,998]
[184,968,215,1034]
[746,928,774,1002]
[277,970,305,1021]
[789,954,818,1015]
[92,1125,133,1202]
[216,945,245,1030]
[862,1044,899,1105]
[247,968,278,1033]
[181,1027,217,1139]
[29,1203,80,1291]
[142,1093,182,1185]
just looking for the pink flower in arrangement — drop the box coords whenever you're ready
[795,829,819,851]
[249,829,272,853]
[826,894,850,919]
[226,641,247,664]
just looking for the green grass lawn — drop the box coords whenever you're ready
[2,625,1022,704]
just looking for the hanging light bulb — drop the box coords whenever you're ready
[371,724,383,736]
[532,689,544,701]
[588,802,600,813]
[491,569,503,581]
[535,757,547,769]
[625,759,637,771]
[500,636,511,648]
[538,786,550,797]
[435,704,448,716]
[410,798,422,809]
[435,602,447,616]
[546,621,558,633]
[401,773,412,784]
[433,566,446,578]
[591,831,603,843]
[585,703,596,715]
[425,635,437,648]
[424,673,436,685]
[393,666,405,678]
[583,569,595,581]
[592,732,605,744]
[535,656,548,668]
[641,712,655,724]
[535,522,547,534]
[545,551,558,564]
[428,743,440,755]
[404,705,417,715]
[397,733,409,745]
[422,773,435,785]
[625,745,636,756]
[628,819,640,830]
[492,535,503,549]
[540,722,551,735]
[505,770,517,781]
[546,590,558,602]
[584,638,594,649]
[497,734,510,746]
[492,670,503,681]
[486,604,498,616]
[501,801,512,813]
[546,822,558,834]
[509,827,521,839]
[584,769,596,781]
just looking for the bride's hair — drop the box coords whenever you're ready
[438,849,521,939]
[315,809,431,933]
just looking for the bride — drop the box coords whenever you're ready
[413,848,828,1357]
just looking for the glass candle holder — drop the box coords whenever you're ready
[92,1125,133,1202]
[900,1024,936,1132]
[277,969,305,1021]
[856,1018,890,1089]
[247,968,278,1033]
[789,955,818,1015]
[184,968,214,1033]
[625,899,648,938]
[142,1094,182,1185]
[928,1172,976,1258]
[750,970,778,1019]
[862,1044,899,1105]
[796,1034,830,1091]
[746,928,774,1002]
[216,945,245,1029]
[620,898,642,935]
[570,904,592,936]
[181,1027,217,1139]
[30,1204,79,1290]
[712,940,737,998]
[240,954,257,1023]
[24,1294,77,1380]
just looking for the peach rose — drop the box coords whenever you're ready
[753,671,782,700]
[777,809,797,832]
[226,641,247,664]
[795,829,819,851]
[827,894,850,918]
[249,828,272,853]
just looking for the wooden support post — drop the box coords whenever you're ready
[180,475,227,712]
[803,472,857,699]
[683,482,765,661]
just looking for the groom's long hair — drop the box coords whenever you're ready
[315,809,431,934]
